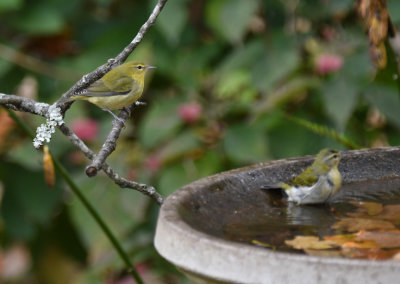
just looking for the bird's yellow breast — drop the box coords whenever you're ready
[87,92,141,110]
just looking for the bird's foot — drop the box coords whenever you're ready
[103,108,126,126]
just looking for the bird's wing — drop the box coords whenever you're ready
[81,76,136,97]
[288,167,318,187]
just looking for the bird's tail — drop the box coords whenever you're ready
[58,94,86,104]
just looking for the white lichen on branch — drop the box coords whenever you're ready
[33,104,64,149]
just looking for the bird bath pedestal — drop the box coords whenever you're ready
[154,147,400,284]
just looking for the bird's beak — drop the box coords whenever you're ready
[146,65,156,70]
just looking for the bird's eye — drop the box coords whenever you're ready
[332,154,338,159]
[137,65,143,70]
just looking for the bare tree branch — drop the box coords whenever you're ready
[0,93,49,116]
[85,106,132,177]
[58,124,164,204]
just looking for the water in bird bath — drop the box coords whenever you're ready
[180,177,400,260]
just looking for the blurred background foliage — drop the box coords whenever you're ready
[0,0,400,283]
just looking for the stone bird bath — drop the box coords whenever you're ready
[155,147,400,284]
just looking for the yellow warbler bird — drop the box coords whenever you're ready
[69,61,155,121]
[280,148,342,205]
[263,148,342,205]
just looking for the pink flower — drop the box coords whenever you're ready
[71,118,99,142]
[177,102,202,124]
[315,53,343,75]
[145,155,161,173]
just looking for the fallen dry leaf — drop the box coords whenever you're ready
[285,236,338,250]
[356,0,390,69]
[0,109,16,150]
[324,234,355,246]
[332,217,395,233]
[372,204,400,224]
[304,249,342,258]
[355,230,400,248]
[43,145,55,188]
[341,240,380,249]
[371,42,387,69]
[348,201,383,216]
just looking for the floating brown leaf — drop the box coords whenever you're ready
[341,240,380,249]
[372,204,400,224]
[285,236,338,250]
[332,217,395,232]
[324,234,355,246]
[348,201,383,217]
[355,230,400,248]
[304,249,342,258]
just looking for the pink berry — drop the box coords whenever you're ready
[71,118,99,142]
[178,102,202,124]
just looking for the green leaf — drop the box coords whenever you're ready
[158,151,222,196]
[93,0,112,6]
[251,35,299,92]
[215,69,257,102]
[13,6,65,35]
[220,0,259,43]
[0,58,13,78]
[321,75,359,132]
[158,164,192,196]
[268,118,341,159]
[223,123,268,164]
[341,49,373,86]
[207,0,259,44]
[324,0,353,15]
[298,0,353,20]
[160,131,200,162]
[194,151,223,178]
[0,0,22,12]
[6,140,43,171]
[364,84,400,129]
[138,97,182,148]
[155,0,188,45]
[217,39,264,74]
[0,162,63,240]
[388,1,400,23]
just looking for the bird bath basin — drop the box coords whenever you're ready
[154,147,400,284]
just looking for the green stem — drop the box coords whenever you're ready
[285,114,361,150]
[52,159,144,284]
[5,108,144,284]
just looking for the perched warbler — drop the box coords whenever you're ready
[69,61,155,121]
[278,148,342,205]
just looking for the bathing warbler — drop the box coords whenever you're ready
[279,148,342,205]
[69,61,155,121]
